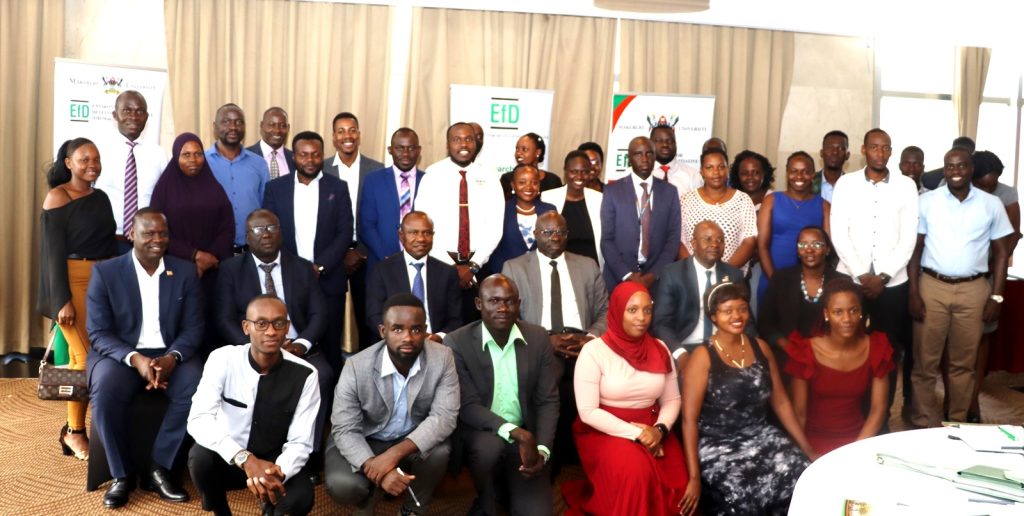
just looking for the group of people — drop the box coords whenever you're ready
[36,88,1018,515]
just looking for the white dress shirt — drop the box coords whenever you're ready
[679,259,717,358]
[123,252,166,365]
[331,152,362,223]
[292,173,321,262]
[95,131,168,235]
[630,173,655,265]
[417,158,506,267]
[259,140,291,177]
[250,253,309,350]
[403,251,433,333]
[186,344,320,482]
[653,158,703,197]
[538,253,583,331]
[830,168,919,286]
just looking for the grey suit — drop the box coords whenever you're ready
[324,339,459,513]
[501,250,608,336]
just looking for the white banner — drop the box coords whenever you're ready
[606,93,716,182]
[449,84,555,174]
[52,58,168,154]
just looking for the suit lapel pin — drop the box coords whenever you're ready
[166,270,174,277]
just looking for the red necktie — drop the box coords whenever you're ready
[458,170,470,259]
[660,164,670,181]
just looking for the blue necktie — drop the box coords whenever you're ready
[703,270,713,342]
[411,262,425,302]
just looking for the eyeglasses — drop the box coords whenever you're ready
[797,241,827,250]
[244,318,289,331]
[538,229,568,237]
[249,224,280,236]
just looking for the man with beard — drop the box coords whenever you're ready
[206,103,271,252]
[813,130,850,202]
[247,106,295,179]
[650,124,702,196]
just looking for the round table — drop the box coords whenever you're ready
[789,427,1024,515]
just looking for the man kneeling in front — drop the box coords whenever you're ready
[325,293,460,515]
[187,295,320,516]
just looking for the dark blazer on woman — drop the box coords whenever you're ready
[487,198,556,276]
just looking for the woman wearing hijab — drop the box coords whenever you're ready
[563,282,688,516]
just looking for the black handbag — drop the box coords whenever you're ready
[37,328,89,402]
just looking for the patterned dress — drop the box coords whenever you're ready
[698,339,809,515]
[680,189,758,273]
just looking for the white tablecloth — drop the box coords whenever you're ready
[789,427,1024,515]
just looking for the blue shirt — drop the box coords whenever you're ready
[369,352,422,442]
[206,144,270,245]
[919,186,1013,276]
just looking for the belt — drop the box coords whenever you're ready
[115,235,130,243]
[922,268,985,284]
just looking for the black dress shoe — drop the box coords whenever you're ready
[141,467,189,502]
[104,477,135,509]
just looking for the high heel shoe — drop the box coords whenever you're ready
[60,424,89,461]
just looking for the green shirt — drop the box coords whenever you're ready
[481,323,550,459]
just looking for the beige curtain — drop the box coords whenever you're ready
[619,20,795,167]
[164,0,392,159]
[954,46,991,140]
[404,8,616,171]
[0,0,64,354]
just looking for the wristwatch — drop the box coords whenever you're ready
[878,273,892,285]
[990,294,1004,304]
[233,449,251,469]
[468,261,481,275]
[168,350,183,364]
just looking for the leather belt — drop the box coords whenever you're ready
[922,268,985,284]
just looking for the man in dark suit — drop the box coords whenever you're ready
[215,208,334,461]
[86,209,204,509]
[444,275,559,516]
[323,112,385,349]
[246,106,295,179]
[358,128,426,275]
[600,136,681,291]
[652,220,748,371]
[366,211,462,341]
[263,131,353,378]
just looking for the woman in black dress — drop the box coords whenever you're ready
[680,282,815,516]
[38,138,117,460]
[499,132,562,198]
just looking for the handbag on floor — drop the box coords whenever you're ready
[37,327,88,402]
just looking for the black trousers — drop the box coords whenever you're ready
[322,292,347,381]
[864,282,913,416]
[324,438,450,514]
[188,443,314,516]
[464,430,552,516]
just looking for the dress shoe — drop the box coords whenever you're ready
[103,477,135,509]
[141,466,189,502]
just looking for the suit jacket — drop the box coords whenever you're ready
[323,153,384,257]
[600,176,681,290]
[651,257,749,354]
[330,340,460,469]
[921,168,943,191]
[246,142,296,175]
[501,250,608,337]
[215,250,327,348]
[487,198,557,276]
[357,165,426,271]
[541,185,605,270]
[263,173,353,295]
[365,253,462,334]
[86,254,204,369]
[443,320,559,450]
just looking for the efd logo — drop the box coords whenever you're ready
[489,97,520,130]
[69,100,90,122]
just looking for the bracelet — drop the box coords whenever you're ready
[654,423,669,442]
[191,249,199,262]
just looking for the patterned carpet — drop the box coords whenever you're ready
[0,379,575,515]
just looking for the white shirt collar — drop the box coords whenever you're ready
[259,140,283,158]
[404,250,428,266]
[294,170,321,185]
[380,349,422,379]
[251,251,282,268]
[693,258,718,276]
[131,250,166,277]
[632,172,653,189]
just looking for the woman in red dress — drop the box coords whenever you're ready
[563,282,687,516]
[785,277,894,455]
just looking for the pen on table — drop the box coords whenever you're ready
[968,497,1013,505]
[396,467,421,507]
[998,425,1018,442]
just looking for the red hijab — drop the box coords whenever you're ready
[602,282,671,374]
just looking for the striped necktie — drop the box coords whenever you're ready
[123,141,138,235]
[399,171,412,219]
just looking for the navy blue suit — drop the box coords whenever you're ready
[487,198,557,276]
[246,143,296,176]
[86,253,204,479]
[357,166,425,274]
[263,172,354,374]
[365,253,463,333]
[599,176,681,290]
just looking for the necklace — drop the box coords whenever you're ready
[801,272,824,303]
[783,192,812,210]
[701,187,730,205]
[516,204,536,214]
[713,334,747,368]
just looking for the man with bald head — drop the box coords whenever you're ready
[652,220,748,370]
[247,106,295,179]
[206,103,271,252]
[599,136,681,291]
[96,90,168,252]
[908,147,1012,427]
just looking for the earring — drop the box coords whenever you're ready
[824,317,829,322]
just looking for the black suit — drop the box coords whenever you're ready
[444,320,558,516]
[365,253,463,334]
[215,250,334,450]
[246,142,296,176]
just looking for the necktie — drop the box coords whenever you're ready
[123,141,138,235]
[550,260,563,333]
[703,270,714,341]
[259,263,278,297]
[457,170,470,259]
[399,171,412,219]
[639,182,652,261]
[660,164,670,181]
[411,262,425,302]
[269,150,280,179]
